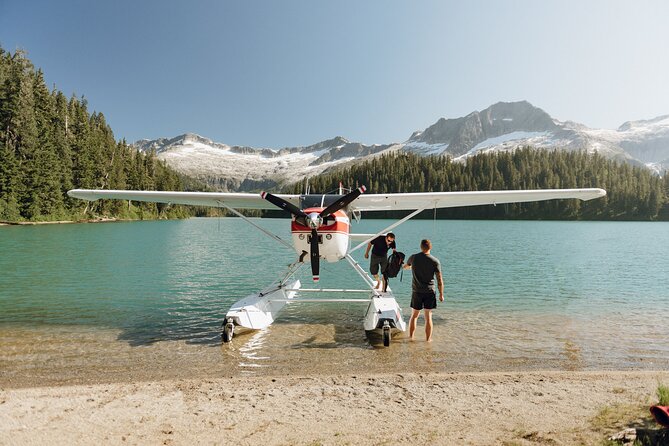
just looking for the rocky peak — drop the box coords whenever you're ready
[480,101,557,133]
[406,101,559,156]
[135,133,228,154]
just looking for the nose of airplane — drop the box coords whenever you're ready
[308,213,321,229]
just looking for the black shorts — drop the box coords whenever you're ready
[411,291,437,310]
[370,254,388,275]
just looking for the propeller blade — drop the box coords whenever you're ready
[261,191,306,217]
[310,228,320,282]
[319,185,366,218]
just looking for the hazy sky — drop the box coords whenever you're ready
[1,0,668,148]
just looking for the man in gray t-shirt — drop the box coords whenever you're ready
[403,239,444,342]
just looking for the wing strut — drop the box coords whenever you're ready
[344,254,380,295]
[348,205,430,254]
[216,200,293,251]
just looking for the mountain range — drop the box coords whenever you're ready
[134,101,669,191]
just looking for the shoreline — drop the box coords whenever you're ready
[1,370,667,445]
[2,217,669,226]
[0,217,123,226]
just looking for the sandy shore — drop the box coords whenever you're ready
[1,371,667,445]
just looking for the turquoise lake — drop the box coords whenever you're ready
[1,218,668,387]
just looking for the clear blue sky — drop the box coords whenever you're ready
[1,0,668,148]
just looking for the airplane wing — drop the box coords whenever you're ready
[68,187,606,212]
[348,188,606,211]
[67,189,300,210]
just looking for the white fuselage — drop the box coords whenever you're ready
[290,207,349,263]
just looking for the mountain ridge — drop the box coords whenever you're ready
[135,101,669,191]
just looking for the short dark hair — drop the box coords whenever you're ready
[386,232,395,239]
[420,239,432,251]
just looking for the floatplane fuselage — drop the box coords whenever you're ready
[290,207,349,265]
[67,185,607,347]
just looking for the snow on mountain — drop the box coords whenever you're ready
[452,131,552,162]
[134,133,400,191]
[135,102,669,191]
[403,101,560,157]
[582,115,669,168]
[402,101,669,171]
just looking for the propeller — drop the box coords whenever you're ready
[319,185,366,218]
[260,191,305,216]
[260,191,307,226]
[260,186,366,282]
[310,228,320,282]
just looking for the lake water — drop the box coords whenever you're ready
[1,218,668,387]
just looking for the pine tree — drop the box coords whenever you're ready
[0,46,192,222]
[286,149,667,221]
[25,69,65,219]
[52,90,74,208]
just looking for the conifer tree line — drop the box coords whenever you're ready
[0,47,187,222]
[288,149,668,220]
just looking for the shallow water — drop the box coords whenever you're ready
[1,218,668,387]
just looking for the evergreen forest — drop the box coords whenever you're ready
[0,47,188,222]
[1,46,667,223]
[287,150,669,220]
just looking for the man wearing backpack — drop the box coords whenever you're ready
[403,239,444,342]
[364,232,396,290]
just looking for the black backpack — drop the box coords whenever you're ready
[384,251,405,279]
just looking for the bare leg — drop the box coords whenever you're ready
[409,309,420,340]
[424,309,433,342]
[373,274,380,289]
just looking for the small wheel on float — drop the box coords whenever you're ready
[382,321,391,347]
[222,319,234,343]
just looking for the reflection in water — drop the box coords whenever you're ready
[238,329,271,369]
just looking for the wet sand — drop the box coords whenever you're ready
[1,370,667,445]
[4,311,669,391]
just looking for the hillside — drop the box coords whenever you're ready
[134,134,400,191]
[286,149,669,221]
[405,102,669,174]
[0,48,187,222]
[136,101,669,192]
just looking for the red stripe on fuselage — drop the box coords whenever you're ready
[290,208,350,234]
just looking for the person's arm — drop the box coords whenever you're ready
[436,271,444,302]
[403,255,413,270]
[364,242,372,259]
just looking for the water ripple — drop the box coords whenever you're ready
[1,218,669,384]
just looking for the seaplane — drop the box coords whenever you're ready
[68,185,606,346]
